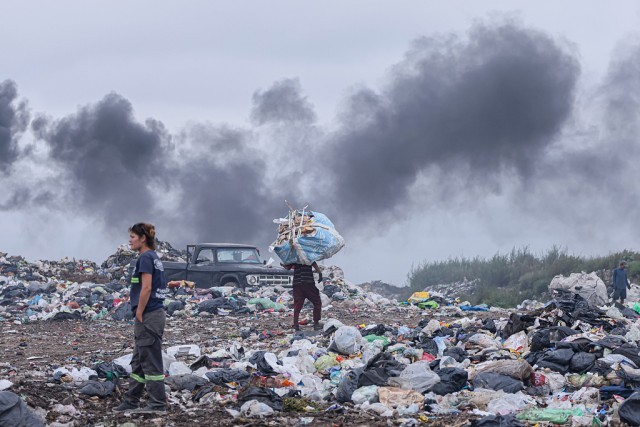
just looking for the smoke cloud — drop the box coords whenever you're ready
[0,79,30,173]
[32,93,171,231]
[6,18,640,255]
[323,21,580,223]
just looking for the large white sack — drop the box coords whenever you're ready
[548,272,608,307]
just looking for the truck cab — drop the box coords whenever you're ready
[162,243,293,289]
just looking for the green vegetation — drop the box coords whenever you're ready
[407,246,640,307]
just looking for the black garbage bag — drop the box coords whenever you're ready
[166,300,185,316]
[79,379,117,397]
[569,352,596,373]
[430,368,468,395]
[112,302,133,321]
[322,285,340,298]
[619,392,640,426]
[443,346,468,363]
[416,337,439,357]
[193,385,216,402]
[358,352,404,387]
[530,327,578,352]
[336,367,363,403]
[536,348,574,374]
[198,297,238,314]
[0,391,44,427]
[165,374,209,391]
[237,387,283,411]
[472,372,524,393]
[93,362,128,379]
[483,318,497,333]
[470,413,525,427]
[205,369,251,385]
[51,311,83,321]
[248,351,278,375]
[501,313,536,339]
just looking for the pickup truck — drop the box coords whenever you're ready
[161,243,293,289]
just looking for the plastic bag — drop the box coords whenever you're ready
[351,385,379,404]
[429,367,467,395]
[471,414,525,427]
[388,361,440,393]
[314,354,339,371]
[79,380,117,397]
[331,326,363,355]
[377,387,423,408]
[471,359,533,381]
[619,392,640,426]
[248,298,286,312]
[473,372,524,393]
[240,399,274,417]
[165,374,208,391]
[0,391,44,427]
[336,368,362,403]
[486,392,534,415]
[237,387,283,411]
[503,331,529,352]
[272,211,345,265]
[516,408,584,424]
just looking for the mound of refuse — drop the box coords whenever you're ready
[3,250,640,426]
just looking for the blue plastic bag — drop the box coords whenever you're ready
[272,211,345,265]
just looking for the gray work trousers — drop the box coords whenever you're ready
[124,309,166,409]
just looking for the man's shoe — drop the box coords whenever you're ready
[313,322,323,331]
[113,401,139,412]
[132,405,168,414]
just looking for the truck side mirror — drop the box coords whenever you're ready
[263,260,267,265]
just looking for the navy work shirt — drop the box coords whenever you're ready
[612,267,630,290]
[130,250,167,313]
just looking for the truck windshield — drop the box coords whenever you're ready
[216,248,261,264]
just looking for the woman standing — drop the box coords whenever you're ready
[114,223,168,414]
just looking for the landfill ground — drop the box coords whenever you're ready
[0,303,483,426]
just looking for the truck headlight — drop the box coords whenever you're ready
[247,275,258,285]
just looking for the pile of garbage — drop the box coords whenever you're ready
[100,240,187,281]
[5,247,640,425]
[11,277,640,426]
[0,240,386,323]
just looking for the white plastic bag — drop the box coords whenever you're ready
[503,331,529,352]
[486,391,534,415]
[388,361,440,392]
[332,326,363,355]
[240,400,274,417]
[352,385,379,404]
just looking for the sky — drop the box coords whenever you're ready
[2,1,640,286]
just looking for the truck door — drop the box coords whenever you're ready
[188,247,215,287]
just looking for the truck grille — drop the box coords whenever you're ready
[258,275,293,287]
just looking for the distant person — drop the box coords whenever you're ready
[114,223,168,414]
[282,262,323,330]
[611,261,631,305]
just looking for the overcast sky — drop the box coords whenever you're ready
[2,1,640,285]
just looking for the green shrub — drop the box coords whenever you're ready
[407,247,640,307]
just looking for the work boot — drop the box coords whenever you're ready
[313,322,323,331]
[113,400,139,412]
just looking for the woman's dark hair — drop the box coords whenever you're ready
[129,223,157,250]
